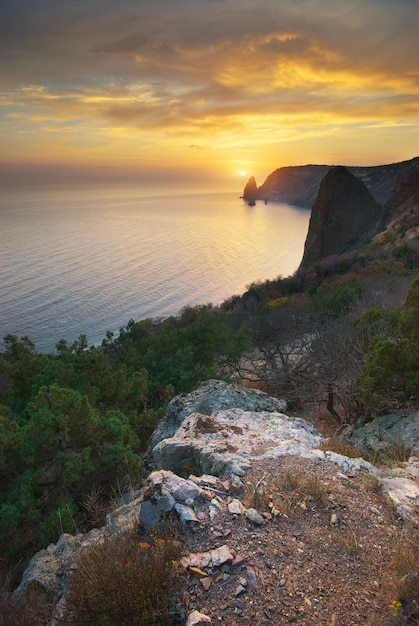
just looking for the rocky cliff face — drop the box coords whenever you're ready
[248,156,419,208]
[299,167,383,270]
[384,170,419,230]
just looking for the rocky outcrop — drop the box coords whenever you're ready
[384,171,419,231]
[299,167,383,270]
[149,379,287,450]
[242,176,258,203]
[342,411,419,453]
[248,156,419,208]
[14,381,419,623]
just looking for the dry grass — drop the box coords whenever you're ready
[0,587,52,626]
[389,523,419,624]
[267,469,327,520]
[64,526,184,626]
[319,437,365,458]
[321,438,414,468]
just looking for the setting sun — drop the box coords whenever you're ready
[0,0,418,190]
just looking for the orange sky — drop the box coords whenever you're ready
[1,0,419,191]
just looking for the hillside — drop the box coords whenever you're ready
[2,159,419,625]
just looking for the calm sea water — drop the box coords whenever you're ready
[0,188,310,353]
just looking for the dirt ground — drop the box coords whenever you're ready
[177,409,417,626]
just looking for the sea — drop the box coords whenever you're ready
[0,188,310,353]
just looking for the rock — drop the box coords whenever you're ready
[299,167,383,270]
[153,407,323,478]
[186,610,213,625]
[151,470,205,502]
[235,583,246,596]
[139,493,176,529]
[245,508,264,525]
[149,379,287,448]
[381,477,419,522]
[228,499,245,515]
[312,449,379,477]
[175,503,200,523]
[139,470,207,528]
[251,156,419,208]
[200,577,213,591]
[343,411,419,453]
[330,513,339,527]
[181,545,234,570]
[243,176,258,202]
[14,528,105,599]
[247,567,258,588]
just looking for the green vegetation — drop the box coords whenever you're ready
[0,231,418,614]
[0,306,248,567]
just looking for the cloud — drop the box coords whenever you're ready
[1,0,418,178]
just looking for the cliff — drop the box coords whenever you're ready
[246,156,419,208]
[299,166,383,270]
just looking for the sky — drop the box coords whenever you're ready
[1,0,419,192]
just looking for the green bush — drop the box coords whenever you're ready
[353,273,419,413]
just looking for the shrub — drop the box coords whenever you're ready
[389,524,419,624]
[64,527,184,626]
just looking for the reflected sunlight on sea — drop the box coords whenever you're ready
[0,189,310,352]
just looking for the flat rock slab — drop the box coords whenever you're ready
[181,544,234,570]
[153,408,323,477]
[381,476,419,522]
[150,379,287,447]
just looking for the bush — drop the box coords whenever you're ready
[64,527,184,625]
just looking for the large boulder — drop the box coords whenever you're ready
[343,411,419,453]
[152,408,323,478]
[149,380,287,449]
[299,166,383,270]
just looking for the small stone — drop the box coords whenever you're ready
[247,567,258,588]
[200,577,212,591]
[175,503,200,524]
[210,544,234,567]
[232,554,247,566]
[330,513,339,527]
[186,609,213,625]
[189,567,207,578]
[235,583,246,596]
[228,499,245,515]
[245,508,264,525]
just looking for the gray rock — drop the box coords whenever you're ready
[139,493,175,529]
[149,469,205,502]
[228,499,245,515]
[175,503,200,523]
[381,477,419,522]
[344,411,419,453]
[153,407,323,478]
[139,470,206,528]
[245,508,264,525]
[150,379,287,448]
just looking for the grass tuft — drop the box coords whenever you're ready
[64,525,184,626]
